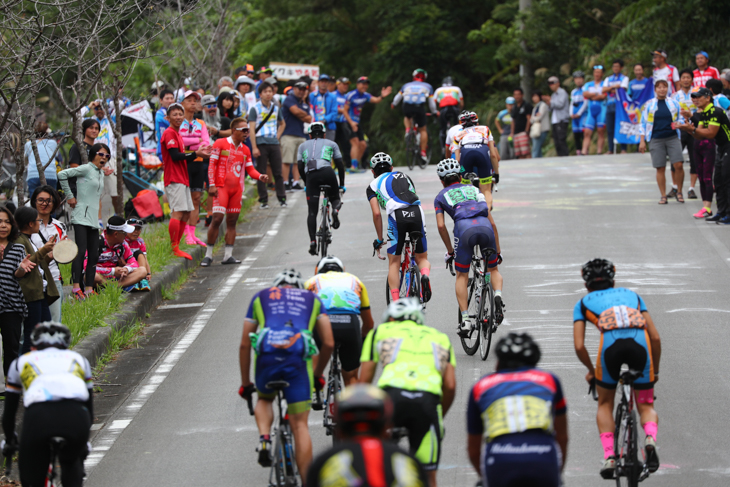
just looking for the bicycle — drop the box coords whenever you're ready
[257,380,299,487]
[315,185,334,259]
[321,344,342,443]
[3,436,68,486]
[590,371,652,486]
[376,230,423,307]
[404,115,432,170]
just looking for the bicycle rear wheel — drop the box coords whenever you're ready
[479,282,494,361]
[324,355,342,444]
[459,276,481,355]
[406,133,416,170]
[270,429,286,487]
[614,405,640,487]
[317,204,330,258]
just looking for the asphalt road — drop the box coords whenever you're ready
[85,153,730,486]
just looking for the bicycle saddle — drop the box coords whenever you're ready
[408,231,422,241]
[319,185,331,190]
[49,437,66,448]
[620,369,643,383]
[265,381,290,391]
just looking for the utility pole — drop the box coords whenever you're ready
[519,0,532,99]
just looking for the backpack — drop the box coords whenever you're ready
[582,295,646,332]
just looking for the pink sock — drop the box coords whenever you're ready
[643,422,657,442]
[600,432,615,459]
[390,289,399,302]
[421,267,430,277]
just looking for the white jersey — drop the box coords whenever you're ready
[7,348,93,408]
[445,124,463,149]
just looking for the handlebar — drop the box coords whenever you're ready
[588,378,598,401]
[447,259,455,276]
[246,395,254,415]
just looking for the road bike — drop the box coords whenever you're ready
[404,116,432,170]
[590,371,652,486]
[264,380,299,487]
[376,231,424,307]
[3,436,68,486]
[316,185,334,259]
[450,247,498,360]
[321,344,342,443]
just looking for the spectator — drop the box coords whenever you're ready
[333,77,351,159]
[693,51,720,89]
[310,74,333,127]
[125,218,151,291]
[68,119,99,169]
[280,80,312,194]
[582,65,608,155]
[201,94,231,141]
[218,76,234,94]
[545,76,570,156]
[218,92,236,119]
[652,49,679,95]
[673,69,697,199]
[570,71,588,155]
[530,90,550,158]
[155,89,175,160]
[255,67,273,96]
[81,100,119,223]
[602,59,629,153]
[58,143,111,300]
[509,87,532,159]
[179,91,210,247]
[707,79,730,115]
[249,81,286,209]
[13,206,58,354]
[29,186,66,323]
[245,64,256,78]
[234,76,256,118]
[174,77,193,102]
[233,67,247,79]
[629,64,651,102]
[639,79,685,205]
[722,71,730,96]
[0,206,30,377]
[149,80,166,108]
[343,77,392,170]
[494,97,514,161]
[24,121,58,196]
[94,216,146,291]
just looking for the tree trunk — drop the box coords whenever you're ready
[28,132,48,187]
[519,0,533,100]
[14,143,26,205]
[113,96,125,215]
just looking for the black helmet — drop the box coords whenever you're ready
[335,384,393,437]
[581,258,615,287]
[31,321,72,349]
[496,332,541,369]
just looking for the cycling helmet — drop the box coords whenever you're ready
[458,111,478,127]
[307,121,326,135]
[370,152,393,169]
[505,96,515,104]
[335,384,393,437]
[272,268,304,288]
[442,76,453,87]
[31,321,71,349]
[495,332,541,368]
[581,258,616,287]
[382,297,425,325]
[572,70,585,79]
[412,69,427,81]
[316,255,344,274]
[436,158,461,178]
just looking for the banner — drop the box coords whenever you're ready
[121,100,154,129]
[269,62,319,81]
[614,79,654,145]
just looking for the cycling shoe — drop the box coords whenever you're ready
[494,295,505,324]
[421,274,432,303]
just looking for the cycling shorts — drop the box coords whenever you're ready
[348,124,365,141]
[187,160,208,193]
[482,431,561,487]
[459,144,493,181]
[596,328,655,390]
[212,182,243,215]
[572,111,587,133]
[327,314,363,372]
[403,103,427,128]
[384,388,443,471]
[255,354,312,414]
[387,205,427,255]
[453,223,498,273]
[584,102,606,131]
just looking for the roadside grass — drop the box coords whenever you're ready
[93,319,145,385]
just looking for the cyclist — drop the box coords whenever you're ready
[304,255,374,386]
[573,258,661,478]
[307,384,429,487]
[367,152,432,303]
[451,111,500,210]
[360,298,456,487]
[238,269,334,481]
[434,159,504,337]
[392,69,434,163]
[467,333,568,487]
[2,322,93,487]
[431,77,464,156]
[444,110,468,158]
[203,118,269,266]
[297,121,346,256]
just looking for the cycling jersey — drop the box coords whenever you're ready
[6,348,93,408]
[304,272,370,315]
[392,81,433,106]
[445,124,463,149]
[155,107,169,159]
[571,87,588,132]
[433,182,489,222]
[361,320,455,397]
[366,171,420,218]
[334,90,348,123]
[306,438,428,487]
[180,118,210,161]
[673,89,696,115]
[653,65,679,95]
[602,73,629,106]
[89,232,139,279]
[583,80,607,130]
[297,138,342,174]
[452,125,493,150]
[693,66,720,88]
[309,90,330,123]
[126,236,147,260]
[496,109,512,135]
[345,90,372,124]
[209,137,261,214]
[433,86,463,108]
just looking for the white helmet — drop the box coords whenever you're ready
[316,255,344,274]
[370,152,393,169]
[272,268,304,288]
[436,158,461,178]
[308,122,326,135]
[382,297,425,325]
[31,321,72,349]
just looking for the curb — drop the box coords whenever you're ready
[74,187,257,369]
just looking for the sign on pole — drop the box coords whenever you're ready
[269,62,320,81]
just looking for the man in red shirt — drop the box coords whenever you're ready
[160,103,211,259]
[202,118,269,266]
[693,51,720,89]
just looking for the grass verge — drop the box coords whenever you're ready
[92,319,145,384]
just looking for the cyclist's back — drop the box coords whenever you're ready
[433,85,463,110]
[367,170,420,217]
[393,80,434,107]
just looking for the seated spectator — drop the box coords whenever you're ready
[25,122,59,195]
[92,216,146,292]
[125,218,151,292]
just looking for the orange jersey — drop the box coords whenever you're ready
[208,137,261,188]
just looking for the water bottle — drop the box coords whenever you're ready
[484,273,491,285]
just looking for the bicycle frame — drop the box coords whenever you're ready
[317,186,332,258]
[269,387,299,487]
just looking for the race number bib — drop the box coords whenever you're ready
[444,186,479,206]
[484,395,554,440]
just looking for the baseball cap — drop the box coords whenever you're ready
[293,80,308,89]
[201,94,217,106]
[127,218,145,228]
[691,87,713,98]
[696,51,710,60]
[218,86,233,94]
[183,90,201,100]
[357,76,370,84]
[547,76,560,84]
[259,66,273,74]
[107,215,135,233]
[245,64,255,73]
[337,77,350,84]
[651,49,668,58]
[150,80,165,90]
[234,76,255,89]
[505,96,515,104]
[319,74,332,81]
[724,72,730,82]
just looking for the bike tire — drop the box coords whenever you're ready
[459,277,480,355]
[614,404,640,487]
[283,429,299,487]
[479,283,494,361]
[406,133,416,170]
[318,205,329,258]
[271,430,287,487]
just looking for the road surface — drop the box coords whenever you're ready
[85,153,730,486]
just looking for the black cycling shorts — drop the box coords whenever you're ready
[460,144,493,180]
[313,314,363,372]
[403,104,427,128]
[386,205,427,256]
[348,125,365,141]
[483,431,561,487]
[384,387,443,470]
[132,249,145,260]
[187,160,208,193]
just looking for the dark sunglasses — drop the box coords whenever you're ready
[205,104,217,108]
[97,153,111,159]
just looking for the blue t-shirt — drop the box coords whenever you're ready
[652,100,675,139]
[282,93,309,138]
[496,109,512,135]
[628,78,650,103]
[309,90,329,124]
[573,287,647,323]
[24,139,58,181]
[334,91,348,123]
[345,90,373,124]
[714,94,730,111]
[155,107,169,158]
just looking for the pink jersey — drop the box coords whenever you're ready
[692,66,720,88]
[125,236,147,254]
[179,118,210,161]
[88,232,139,277]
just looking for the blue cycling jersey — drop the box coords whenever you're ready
[573,287,647,323]
[345,90,373,124]
[366,171,420,217]
[394,81,433,105]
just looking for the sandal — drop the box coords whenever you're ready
[658,196,668,205]
[676,192,684,203]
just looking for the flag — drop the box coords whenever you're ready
[614,79,655,145]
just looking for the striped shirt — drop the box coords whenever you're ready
[0,243,28,318]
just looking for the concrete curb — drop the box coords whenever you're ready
[74,187,257,369]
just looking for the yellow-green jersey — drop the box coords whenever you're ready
[360,320,456,396]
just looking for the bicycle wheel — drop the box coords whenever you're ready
[317,204,329,258]
[270,429,286,487]
[459,276,481,355]
[282,425,299,487]
[479,282,494,361]
[614,405,640,487]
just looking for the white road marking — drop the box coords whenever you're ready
[235,234,264,239]
[157,303,205,310]
[85,195,298,473]
[666,308,730,313]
